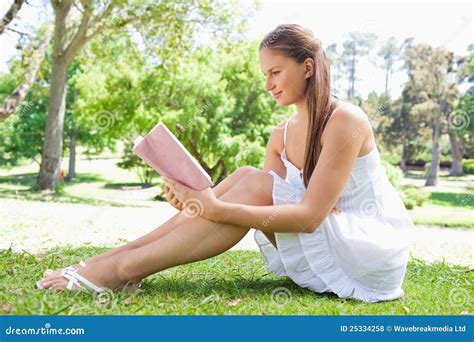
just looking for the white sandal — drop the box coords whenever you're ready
[42,260,88,278]
[59,266,104,293]
[36,263,104,293]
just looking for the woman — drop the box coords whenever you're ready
[37,24,413,302]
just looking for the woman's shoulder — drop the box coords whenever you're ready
[267,117,290,153]
[322,101,371,143]
[328,101,369,129]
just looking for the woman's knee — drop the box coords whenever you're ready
[234,166,259,178]
[238,169,274,202]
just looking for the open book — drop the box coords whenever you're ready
[132,122,214,191]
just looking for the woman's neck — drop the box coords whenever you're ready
[294,96,338,122]
[294,99,309,124]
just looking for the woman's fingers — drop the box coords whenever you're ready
[163,181,184,211]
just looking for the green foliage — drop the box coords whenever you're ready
[462,159,474,174]
[400,186,429,210]
[381,159,403,188]
[73,37,290,184]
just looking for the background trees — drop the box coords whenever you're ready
[0,1,472,192]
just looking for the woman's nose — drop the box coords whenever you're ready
[265,78,275,92]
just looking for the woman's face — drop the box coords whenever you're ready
[259,48,311,106]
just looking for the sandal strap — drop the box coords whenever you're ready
[60,267,104,293]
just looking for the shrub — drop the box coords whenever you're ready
[381,159,403,188]
[400,186,429,210]
[462,159,474,174]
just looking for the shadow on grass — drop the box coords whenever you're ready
[103,182,156,190]
[403,171,426,180]
[0,172,107,187]
[0,172,38,187]
[429,191,474,208]
[0,189,146,207]
[0,172,148,208]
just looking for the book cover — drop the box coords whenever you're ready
[132,122,214,191]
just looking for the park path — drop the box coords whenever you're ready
[0,198,472,268]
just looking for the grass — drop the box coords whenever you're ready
[398,170,474,228]
[0,171,151,208]
[428,192,473,208]
[0,247,472,315]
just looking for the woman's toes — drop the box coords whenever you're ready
[42,269,56,277]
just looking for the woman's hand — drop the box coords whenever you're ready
[162,176,220,221]
[163,182,184,211]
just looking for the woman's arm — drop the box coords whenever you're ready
[212,107,371,233]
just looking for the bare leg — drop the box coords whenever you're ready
[42,166,259,277]
[41,170,275,292]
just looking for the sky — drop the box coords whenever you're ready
[0,0,472,98]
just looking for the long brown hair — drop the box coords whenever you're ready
[259,24,337,188]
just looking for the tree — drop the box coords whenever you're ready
[325,43,343,98]
[403,43,455,186]
[447,45,474,175]
[36,0,248,191]
[0,0,24,35]
[0,27,52,122]
[340,32,376,100]
[378,37,400,95]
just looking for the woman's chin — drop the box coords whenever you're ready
[275,99,290,106]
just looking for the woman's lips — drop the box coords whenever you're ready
[273,91,282,99]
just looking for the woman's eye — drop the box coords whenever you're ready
[272,71,280,75]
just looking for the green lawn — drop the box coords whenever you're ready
[1,160,473,228]
[401,171,474,228]
[0,247,472,315]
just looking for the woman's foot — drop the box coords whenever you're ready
[42,263,83,278]
[37,259,139,293]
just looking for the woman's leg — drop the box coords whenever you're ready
[42,166,258,277]
[42,170,275,291]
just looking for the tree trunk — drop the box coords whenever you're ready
[66,125,78,181]
[37,58,69,190]
[36,0,72,190]
[350,55,355,99]
[425,114,442,186]
[400,137,407,172]
[448,129,464,176]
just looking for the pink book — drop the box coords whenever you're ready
[132,122,214,190]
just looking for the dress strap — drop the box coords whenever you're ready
[283,118,291,148]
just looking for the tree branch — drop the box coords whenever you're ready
[62,0,93,64]
[0,0,24,35]
[0,27,52,123]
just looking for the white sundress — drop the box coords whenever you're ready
[254,117,414,302]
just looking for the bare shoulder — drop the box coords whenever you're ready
[323,102,371,141]
[267,117,289,153]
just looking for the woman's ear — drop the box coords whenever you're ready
[304,57,315,79]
